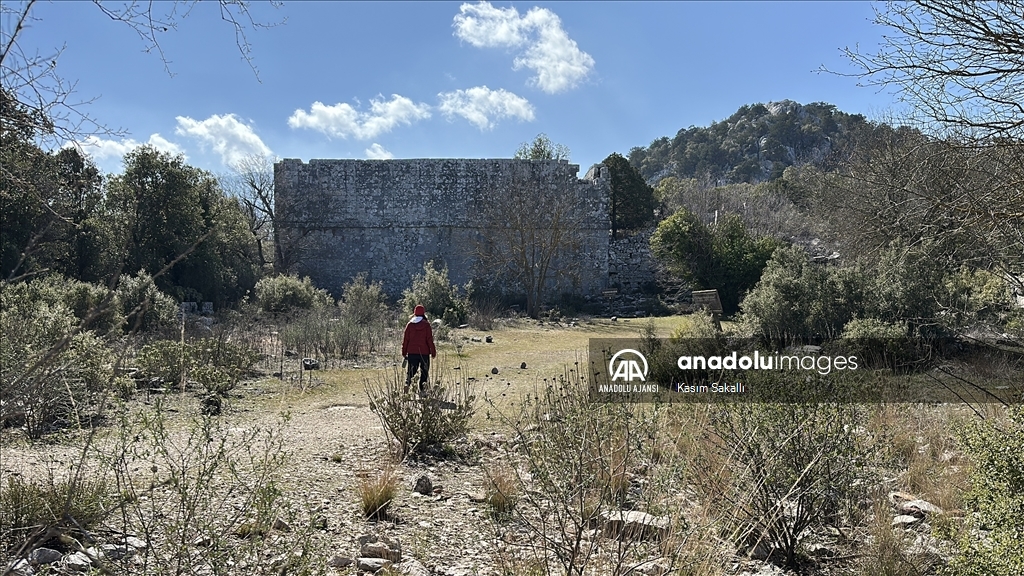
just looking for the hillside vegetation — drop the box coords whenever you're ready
[628,100,872,185]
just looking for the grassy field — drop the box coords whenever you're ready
[253,315,699,420]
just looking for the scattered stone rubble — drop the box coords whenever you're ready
[11,536,149,575]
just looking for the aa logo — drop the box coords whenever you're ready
[609,349,648,382]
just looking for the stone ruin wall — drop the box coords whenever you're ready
[607,228,659,293]
[275,158,612,299]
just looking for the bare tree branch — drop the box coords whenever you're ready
[831,1,1024,141]
[475,165,588,318]
[1,0,282,144]
[221,153,279,270]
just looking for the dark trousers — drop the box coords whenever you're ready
[406,354,430,387]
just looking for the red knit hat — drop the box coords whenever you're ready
[414,305,426,316]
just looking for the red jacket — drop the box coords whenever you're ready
[402,318,436,357]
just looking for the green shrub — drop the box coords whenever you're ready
[840,317,907,340]
[939,267,1014,334]
[27,275,124,335]
[254,274,332,314]
[651,210,784,314]
[946,407,1024,576]
[279,308,387,360]
[117,271,179,333]
[0,281,114,436]
[742,243,1008,343]
[401,262,469,324]
[340,273,389,323]
[641,310,728,387]
[0,475,112,557]
[864,244,947,337]
[837,318,918,372]
[741,245,870,342]
[338,273,392,352]
[135,338,258,395]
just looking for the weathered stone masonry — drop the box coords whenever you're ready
[275,158,613,298]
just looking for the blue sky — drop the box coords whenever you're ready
[16,1,899,176]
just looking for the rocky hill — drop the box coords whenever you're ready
[627,100,871,184]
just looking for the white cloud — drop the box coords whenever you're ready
[174,113,272,166]
[453,2,594,93]
[365,143,394,159]
[452,2,529,48]
[72,133,185,160]
[438,86,535,130]
[288,95,432,140]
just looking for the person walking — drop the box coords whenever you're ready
[402,304,436,394]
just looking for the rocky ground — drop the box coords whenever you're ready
[2,319,964,576]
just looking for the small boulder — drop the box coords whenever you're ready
[356,557,391,572]
[357,534,402,562]
[414,475,433,495]
[10,558,33,576]
[93,544,133,561]
[29,548,62,565]
[892,514,922,527]
[600,510,669,541]
[638,560,669,575]
[361,541,401,562]
[326,555,353,568]
[899,499,943,517]
[61,551,93,572]
[124,536,147,550]
[485,335,493,343]
[396,558,430,576]
[520,362,527,369]
[491,367,499,375]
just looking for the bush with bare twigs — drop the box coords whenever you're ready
[365,360,476,459]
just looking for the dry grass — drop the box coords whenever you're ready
[483,464,519,517]
[858,499,941,576]
[357,462,399,520]
[868,404,970,512]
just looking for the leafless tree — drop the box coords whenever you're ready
[816,126,1024,293]
[475,166,590,318]
[826,2,1024,293]
[1,0,282,145]
[222,153,281,270]
[838,0,1024,141]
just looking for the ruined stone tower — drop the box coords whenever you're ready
[274,158,612,298]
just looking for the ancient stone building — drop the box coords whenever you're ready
[274,158,613,299]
